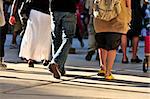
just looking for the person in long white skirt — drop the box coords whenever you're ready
[9,0,52,67]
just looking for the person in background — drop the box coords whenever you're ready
[121,0,143,64]
[48,0,79,79]
[94,0,131,80]
[0,0,7,70]
[9,13,22,49]
[9,0,52,67]
[85,0,99,61]
[75,0,84,48]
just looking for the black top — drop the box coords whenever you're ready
[51,0,79,13]
[31,0,50,14]
[10,0,50,16]
[130,0,142,29]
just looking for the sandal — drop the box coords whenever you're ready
[97,69,106,76]
[97,65,106,76]
[105,74,115,80]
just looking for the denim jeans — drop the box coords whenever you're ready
[50,11,77,71]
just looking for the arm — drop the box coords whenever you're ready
[9,0,22,25]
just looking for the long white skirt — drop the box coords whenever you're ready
[19,9,52,61]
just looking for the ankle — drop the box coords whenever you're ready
[105,71,112,76]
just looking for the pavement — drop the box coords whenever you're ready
[0,34,150,99]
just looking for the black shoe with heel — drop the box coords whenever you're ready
[131,56,142,63]
[85,50,95,61]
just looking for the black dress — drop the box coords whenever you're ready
[127,0,143,38]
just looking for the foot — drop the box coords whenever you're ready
[0,63,7,70]
[97,69,105,76]
[48,63,61,79]
[122,57,129,64]
[10,44,18,49]
[28,60,34,67]
[105,74,114,80]
[131,56,142,63]
[42,60,49,66]
[80,41,84,48]
[59,68,66,76]
[85,50,95,61]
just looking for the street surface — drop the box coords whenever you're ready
[0,34,149,99]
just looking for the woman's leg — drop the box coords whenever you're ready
[106,49,117,76]
[121,35,128,63]
[100,48,107,71]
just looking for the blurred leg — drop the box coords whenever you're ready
[106,50,116,76]
[121,35,128,63]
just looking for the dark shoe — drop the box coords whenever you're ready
[42,60,49,66]
[69,47,76,54]
[118,49,122,53]
[0,64,7,70]
[60,69,66,76]
[85,50,95,61]
[80,41,84,48]
[131,56,142,63]
[28,60,34,67]
[49,63,61,79]
[122,57,129,64]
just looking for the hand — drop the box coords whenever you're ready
[9,16,16,25]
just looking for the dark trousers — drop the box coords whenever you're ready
[0,24,7,57]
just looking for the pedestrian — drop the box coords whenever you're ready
[85,0,99,61]
[0,0,7,70]
[49,0,79,79]
[121,0,143,64]
[9,0,52,67]
[9,13,23,49]
[93,0,131,80]
[75,0,85,48]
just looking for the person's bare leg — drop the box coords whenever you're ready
[12,31,17,45]
[132,36,139,59]
[121,35,128,63]
[106,49,117,76]
[100,48,107,71]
